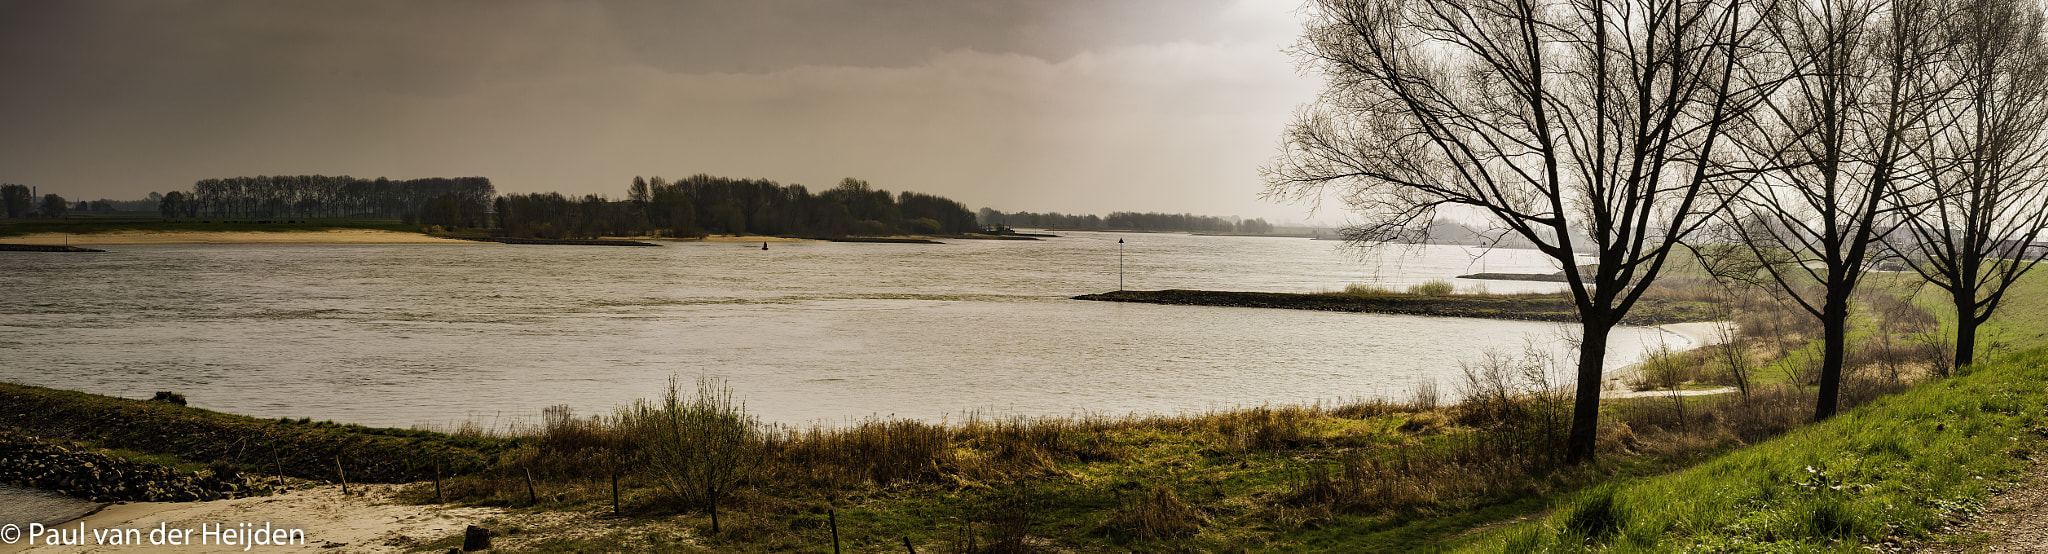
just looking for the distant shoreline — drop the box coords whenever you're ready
[1,229,468,246]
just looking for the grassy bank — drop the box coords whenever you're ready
[0,382,516,483]
[1454,346,2048,551]
[1075,288,1722,326]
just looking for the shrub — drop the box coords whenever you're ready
[620,377,761,533]
[1344,282,1394,295]
[1409,279,1456,296]
[905,217,942,235]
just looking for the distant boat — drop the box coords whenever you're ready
[762,241,769,250]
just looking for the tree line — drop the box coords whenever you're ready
[977,208,1275,234]
[0,184,72,219]
[156,175,496,225]
[1269,0,2048,463]
[496,175,979,239]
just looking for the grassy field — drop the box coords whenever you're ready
[0,216,424,237]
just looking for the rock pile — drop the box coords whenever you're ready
[0,429,267,502]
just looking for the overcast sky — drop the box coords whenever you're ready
[0,0,1326,222]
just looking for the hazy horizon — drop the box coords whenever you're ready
[0,0,1332,224]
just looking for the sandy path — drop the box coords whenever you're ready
[4,230,471,246]
[0,484,626,553]
[1912,459,2048,552]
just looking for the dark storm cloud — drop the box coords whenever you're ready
[599,0,1236,73]
[0,0,1320,222]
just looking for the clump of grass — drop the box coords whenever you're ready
[1625,345,1705,391]
[1409,279,1457,296]
[1108,485,1208,540]
[1345,282,1394,295]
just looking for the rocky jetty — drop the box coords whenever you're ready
[0,430,267,502]
[1075,289,1719,326]
[0,244,106,252]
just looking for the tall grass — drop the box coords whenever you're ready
[1409,279,1458,296]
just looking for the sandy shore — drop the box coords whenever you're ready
[0,484,632,553]
[1605,321,1740,398]
[3,230,468,246]
[1653,321,1737,352]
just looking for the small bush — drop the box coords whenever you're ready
[619,376,760,532]
[905,217,942,235]
[1408,279,1456,296]
[149,391,187,405]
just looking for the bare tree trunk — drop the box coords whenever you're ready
[1956,301,1980,369]
[1566,321,1614,464]
[1815,299,1849,420]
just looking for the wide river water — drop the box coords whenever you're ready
[1,231,1685,431]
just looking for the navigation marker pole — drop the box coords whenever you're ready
[1118,238,1124,291]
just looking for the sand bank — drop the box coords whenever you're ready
[1604,321,1741,398]
[3,230,467,246]
[0,484,641,553]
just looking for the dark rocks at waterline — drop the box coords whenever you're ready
[1074,289,1717,325]
[0,244,106,252]
[1455,271,1571,282]
[0,430,267,503]
[1457,264,1596,282]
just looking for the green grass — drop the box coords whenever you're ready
[0,217,425,238]
[1978,268,2048,354]
[0,382,518,482]
[1453,346,2048,552]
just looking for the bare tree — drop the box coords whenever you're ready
[1711,0,1957,420]
[1265,0,1776,463]
[1893,0,2048,369]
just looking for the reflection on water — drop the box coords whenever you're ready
[0,483,101,528]
[0,232,1680,429]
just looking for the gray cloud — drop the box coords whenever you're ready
[0,0,1322,221]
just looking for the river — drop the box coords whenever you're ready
[0,231,1680,430]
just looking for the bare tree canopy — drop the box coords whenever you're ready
[1708,0,1959,420]
[1892,0,2048,369]
[1264,0,1777,462]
